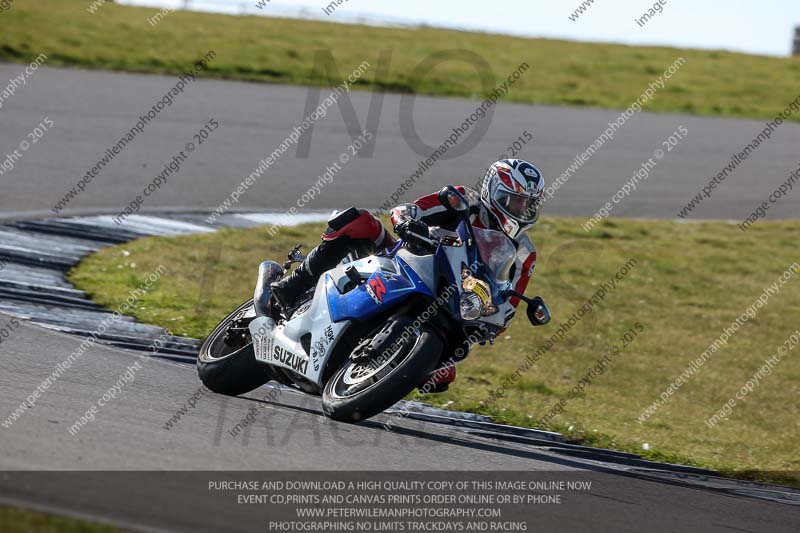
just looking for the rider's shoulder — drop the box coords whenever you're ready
[515,231,536,253]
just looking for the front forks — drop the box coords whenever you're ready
[223,315,253,348]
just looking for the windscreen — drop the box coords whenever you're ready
[473,227,516,284]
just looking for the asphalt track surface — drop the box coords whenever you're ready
[2,64,800,532]
[1,64,799,221]
[2,319,800,533]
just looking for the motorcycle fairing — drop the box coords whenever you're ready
[326,255,435,323]
[249,273,349,387]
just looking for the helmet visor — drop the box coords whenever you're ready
[494,189,540,224]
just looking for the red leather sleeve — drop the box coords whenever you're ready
[510,251,536,308]
[412,186,467,225]
[509,235,537,308]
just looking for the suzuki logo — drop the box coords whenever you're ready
[366,275,387,305]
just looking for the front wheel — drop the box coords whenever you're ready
[197,299,273,396]
[322,319,442,423]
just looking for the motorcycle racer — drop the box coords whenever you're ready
[268,158,545,391]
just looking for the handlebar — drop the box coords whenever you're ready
[404,230,439,248]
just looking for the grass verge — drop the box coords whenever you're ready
[2,0,800,121]
[0,506,129,532]
[69,217,800,485]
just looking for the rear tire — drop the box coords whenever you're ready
[197,300,273,396]
[322,319,442,423]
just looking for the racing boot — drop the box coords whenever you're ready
[270,258,317,311]
[270,242,347,311]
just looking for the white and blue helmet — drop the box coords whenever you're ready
[480,159,545,239]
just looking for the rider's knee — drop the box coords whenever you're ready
[323,207,384,244]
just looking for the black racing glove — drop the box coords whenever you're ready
[394,218,430,242]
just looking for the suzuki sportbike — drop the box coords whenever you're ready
[197,187,550,423]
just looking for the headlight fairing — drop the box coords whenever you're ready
[460,292,483,321]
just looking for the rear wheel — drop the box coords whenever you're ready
[322,318,442,423]
[197,300,273,396]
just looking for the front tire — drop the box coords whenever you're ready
[322,319,442,423]
[197,300,273,396]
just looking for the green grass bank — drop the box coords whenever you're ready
[2,0,800,121]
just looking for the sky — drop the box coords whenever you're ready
[122,0,800,57]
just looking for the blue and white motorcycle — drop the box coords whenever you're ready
[197,187,550,423]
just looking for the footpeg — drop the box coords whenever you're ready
[283,244,306,270]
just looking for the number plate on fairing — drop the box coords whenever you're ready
[250,317,275,364]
